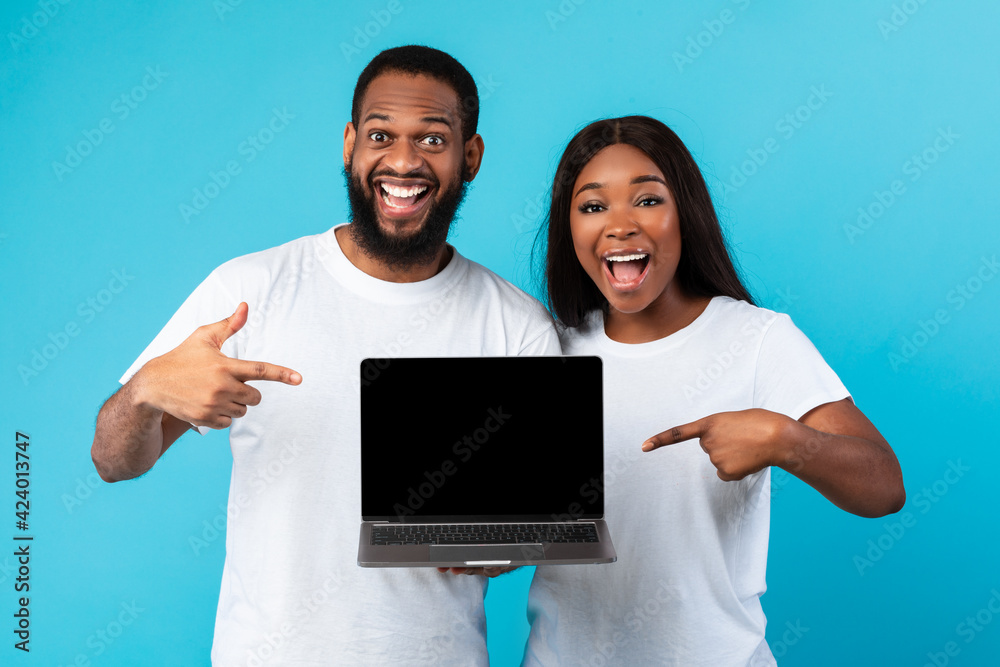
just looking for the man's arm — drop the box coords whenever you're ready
[91,303,302,482]
[92,380,192,482]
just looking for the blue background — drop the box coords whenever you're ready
[2,1,997,665]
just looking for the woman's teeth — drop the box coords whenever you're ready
[605,253,649,282]
[606,253,648,263]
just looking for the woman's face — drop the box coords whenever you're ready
[569,143,685,319]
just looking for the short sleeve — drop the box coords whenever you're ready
[119,270,241,386]
[118,270,243,435]
[753,314,850,420]
[518,322,562,356]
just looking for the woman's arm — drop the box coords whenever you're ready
[642,398,905,518]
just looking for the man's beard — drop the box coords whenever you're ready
[343,165,469,271]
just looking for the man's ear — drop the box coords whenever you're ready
[343,121,357,169]
[463,134,484,182]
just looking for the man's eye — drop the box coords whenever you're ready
[421,136,443,146]
[369,132,388,142]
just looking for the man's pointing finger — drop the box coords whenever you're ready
[230,359,303,385]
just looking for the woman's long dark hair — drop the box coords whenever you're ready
[542,115,754,327]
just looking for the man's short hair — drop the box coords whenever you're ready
[351,45,479,142]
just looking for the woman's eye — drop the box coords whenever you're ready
[637,196,662,207]
[369,131,388,142]
[579,203,605,214]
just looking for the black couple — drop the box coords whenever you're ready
[92,45,903,665]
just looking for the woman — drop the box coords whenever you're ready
[523,116,905,666]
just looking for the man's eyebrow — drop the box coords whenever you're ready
[574,174,668,198]
[361,112,454,129]
[363,112,392,124]
[422,115,453,128]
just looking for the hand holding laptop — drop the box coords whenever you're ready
[437,566,516,577]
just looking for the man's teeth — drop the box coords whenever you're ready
[606,254,648,262]
[380,183,428,198]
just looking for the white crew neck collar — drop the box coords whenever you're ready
[315,224,468,304]
[590,296,728,357]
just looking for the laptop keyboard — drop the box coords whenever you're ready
[371,523,599,546]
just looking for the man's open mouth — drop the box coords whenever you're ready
[374,178,433,217]
[604,253,650,287]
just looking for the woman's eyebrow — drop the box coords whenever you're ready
[631,174,667,187]
[574,174,667,198]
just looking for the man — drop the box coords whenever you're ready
[91,45,559,664]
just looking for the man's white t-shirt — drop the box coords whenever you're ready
[523,297,849,667]
[121,225,560,665]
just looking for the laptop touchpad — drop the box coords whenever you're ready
[429,544,545,562]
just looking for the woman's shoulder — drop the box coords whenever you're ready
[708,296,788,332]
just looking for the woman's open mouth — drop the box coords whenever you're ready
[603,252,650,291]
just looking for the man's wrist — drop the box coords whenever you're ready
[125,368,165,420]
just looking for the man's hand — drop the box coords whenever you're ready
[641,409,792,481]
[436,566,518,578]
[134,302,302,429]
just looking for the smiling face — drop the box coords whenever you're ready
[570,143,697,338]
[342,71,483,274]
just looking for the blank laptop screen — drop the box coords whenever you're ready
[361,356,603,522]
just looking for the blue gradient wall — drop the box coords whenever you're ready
[1,1,997,665]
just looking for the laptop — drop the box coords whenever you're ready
[357,356,616,568]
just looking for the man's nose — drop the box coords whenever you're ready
[383,140,424,175]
